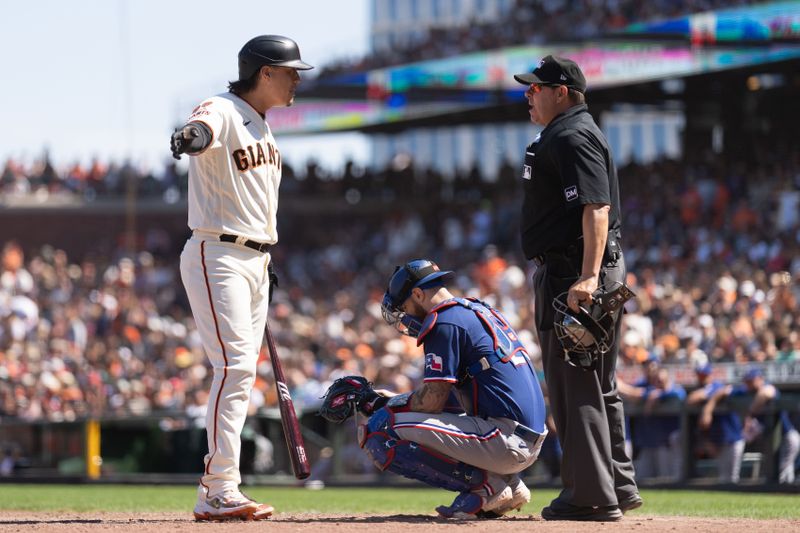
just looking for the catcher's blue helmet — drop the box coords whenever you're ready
[381,259,453,337]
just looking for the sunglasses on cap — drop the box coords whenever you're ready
[528,82,563,93]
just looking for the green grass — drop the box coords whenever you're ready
[0,485,797,519]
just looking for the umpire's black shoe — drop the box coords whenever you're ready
[619,493,643,514]
[541,503,623,522]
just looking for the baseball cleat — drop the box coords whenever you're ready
[619,493,643,514]
[541,503,622,522]
[436,486,513,520]
[477,477,530,518]
[193,489,274,521]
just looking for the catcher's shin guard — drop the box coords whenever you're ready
[359,407,487,492]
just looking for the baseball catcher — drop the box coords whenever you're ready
[319,259,548,519]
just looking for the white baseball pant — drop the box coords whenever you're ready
[180,233,271,496]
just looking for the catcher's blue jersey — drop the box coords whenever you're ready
[418,298,546,433]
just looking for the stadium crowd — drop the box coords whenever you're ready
[317,0,761,76]
[1,139,799,480]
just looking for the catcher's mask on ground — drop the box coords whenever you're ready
[552,281,635,370]
[381,259,453,337]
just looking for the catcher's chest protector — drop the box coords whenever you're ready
[418,298,534,384]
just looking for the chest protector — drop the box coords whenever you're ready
[417,298,534,385]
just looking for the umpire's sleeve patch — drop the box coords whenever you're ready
[564,185,578,201]
[522,164,532,180]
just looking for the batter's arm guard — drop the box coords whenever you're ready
[170,122,212,160]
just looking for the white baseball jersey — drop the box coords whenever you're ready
[186,93,282,243]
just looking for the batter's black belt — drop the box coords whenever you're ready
[219,233,272,253]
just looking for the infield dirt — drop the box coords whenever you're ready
[0,512,798,532]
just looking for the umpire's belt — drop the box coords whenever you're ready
[219,233,272,253]
[532,250,573,267]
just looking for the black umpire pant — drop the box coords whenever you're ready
[532,252,638,508]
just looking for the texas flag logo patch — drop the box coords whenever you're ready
[426,353,443,372]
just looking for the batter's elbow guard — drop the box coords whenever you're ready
[170,122,212,159]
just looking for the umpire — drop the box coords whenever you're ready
[513,56,641,521]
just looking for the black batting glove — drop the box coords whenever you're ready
[268,261,279,303]
[170,125,199,160]
[170,123,212,160]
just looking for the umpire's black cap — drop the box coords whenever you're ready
[238,35,313,80]
[514,55,587,93]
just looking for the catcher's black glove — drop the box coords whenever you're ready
[318,376,387,424]
[267,261,278,304]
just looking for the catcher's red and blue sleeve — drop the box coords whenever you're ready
[422,323,462,384]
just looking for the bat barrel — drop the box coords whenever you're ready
[265,320,311,479]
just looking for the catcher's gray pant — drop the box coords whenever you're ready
[779,428,800,484]
[717,439,745,483]
[392,412,546,495]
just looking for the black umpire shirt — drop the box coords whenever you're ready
[520,104,621,259]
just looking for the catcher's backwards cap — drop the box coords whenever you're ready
[384,259,453,309]
[238,35,313,80]
[382,259,453,338]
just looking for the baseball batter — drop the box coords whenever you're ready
[319,259,548,519]
[169,35,312,521]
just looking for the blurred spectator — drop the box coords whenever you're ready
[620,358,686,482]
[737,367,800,484]
[690,363,745,483]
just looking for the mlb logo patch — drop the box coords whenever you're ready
[564,185,578,201]
[426,353,443,372]
[522,165,532,180]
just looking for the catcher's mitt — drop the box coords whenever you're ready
[318,376,386,423]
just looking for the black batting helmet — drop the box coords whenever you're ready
[238,35,313,80]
